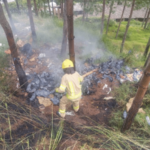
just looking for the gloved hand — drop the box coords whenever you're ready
[55,88,59,92]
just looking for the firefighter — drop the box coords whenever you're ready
[55,59,83,118]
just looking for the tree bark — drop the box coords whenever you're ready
[142,7,148,27]
[121,59,150,132]
[144,8,150,29]
[82,0,86,22]
[3,0,16,32]
[15,0,21,14]
[52,0,54,16]
[144,53,150,68]
[105,0,114,35]
[60,0,67,56]
[47,0,51,16]
[33,0,38,16]
[66,0,75,70]
[27,0,37,43]
[101,0,105,34]
[60,0,63,18]
[143,37,150,58]
[115,0,126,38]
[120,0,135,53]
[0,4,28,89]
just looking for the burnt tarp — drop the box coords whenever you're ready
[77,57,126,95]
[21,43,33,59]
[26,71,63,105]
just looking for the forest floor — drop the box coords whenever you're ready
[1,15,150,150]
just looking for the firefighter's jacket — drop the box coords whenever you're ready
[55,72,83,100]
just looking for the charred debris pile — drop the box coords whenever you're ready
[15,43,142,105]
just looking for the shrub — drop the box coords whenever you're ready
[118,31,130,39]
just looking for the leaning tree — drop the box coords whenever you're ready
[3,0,16,32]
[0,4,28,89]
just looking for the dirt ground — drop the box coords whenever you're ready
[2,42,121,150]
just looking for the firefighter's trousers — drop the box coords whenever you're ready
[59,96,81,118]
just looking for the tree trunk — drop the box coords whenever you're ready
[144,9,150,29]
[66,0,75,70]
[101,0,105,34]
[3,0,16,32]
[0,4,28,89]
[60,0,63,18]
[144,53,150,68]
[121,59,150,132]
[33,0,38,16]
[142,7,148,27]
[105,0,114,35]
[44,0,46,15]
[52,0,54,16]
[120,0,135,53]
[82,0,86,22]
[115,0,126,38]
[143,37,150,58]
[27,0,37,43]
[60,0,67,56]
[47,0,51,16]
[15,0,21,14]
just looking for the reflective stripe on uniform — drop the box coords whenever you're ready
[66,92,82,100]
[60,84,66,91]
[59,109,66,113]
[68,82,75,96]
[79,76,83,82]
[73,105,79,110]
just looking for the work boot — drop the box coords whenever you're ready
[57,111,65,118]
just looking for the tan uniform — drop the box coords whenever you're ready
[55,71,83,117]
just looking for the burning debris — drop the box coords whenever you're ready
[24,55,142,105]
[7,39,142,106]
[26,71,63,104]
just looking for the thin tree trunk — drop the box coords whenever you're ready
[60,0,63,18]
[101,0,105,34]
[15,0,21,14]
[47,0,51,16]
[115,0,126,38]
[142,7,148,27]
[44,0,46,15]
[121,59,150,132]
[52,0,54,16]
[33,0,38,16]
[0,4,28,89]
[144,8,150,29]
[60,0,67,56]
[120,0,135,53]
[143,37,150,58]
[3,0,16,32]
[105,0,114,35]
[27,0,37,43]
[82,0,86,22]
[144,53,150,67]
[66,0,75,70]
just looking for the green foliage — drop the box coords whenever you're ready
[112,82,137,106]
[118,31,130,39]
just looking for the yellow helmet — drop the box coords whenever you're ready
[62,59,74,69]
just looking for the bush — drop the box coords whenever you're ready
[108,19,116,27]
[118,31,130,39]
